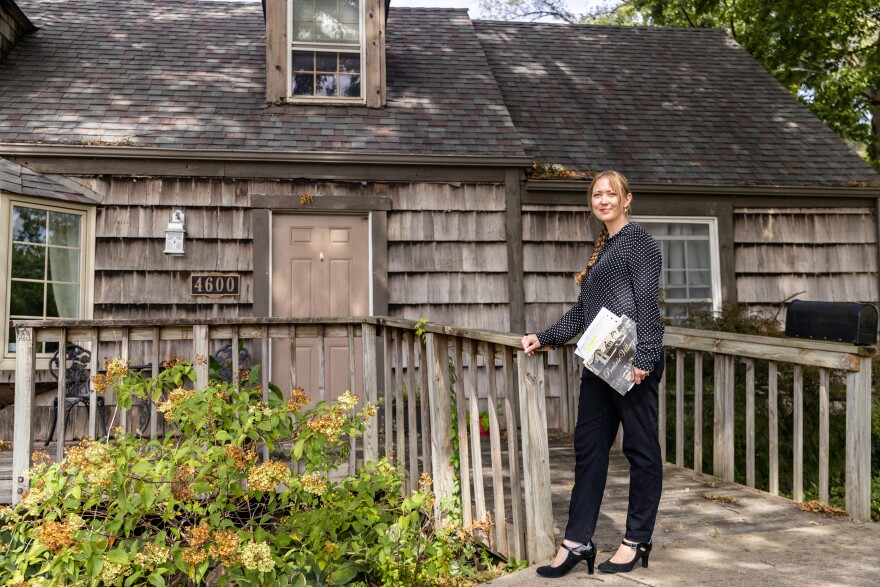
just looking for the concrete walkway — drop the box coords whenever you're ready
[485,436,880,587]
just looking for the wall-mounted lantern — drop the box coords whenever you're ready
[163,209,186,255]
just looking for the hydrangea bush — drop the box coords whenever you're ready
[0,360,503,586]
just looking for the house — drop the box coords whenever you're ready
[0,0,878,430]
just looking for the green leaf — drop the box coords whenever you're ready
[215,429,232,442]
[106,547,129,564]
[148,571,167,587]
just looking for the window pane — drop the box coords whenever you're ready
[10,281,44,316]
[7,327,14,354]
[338,22,359,42]
[11,243,46,279]
[316,73,337,96]
[340,74,360,97]
[689,287,712,299]
[46,283,79,318]
[315,52,337,72]
[665,241,686,270]
[665,270,686,286]
[293,0,315,21]
[12,206,46,244]
[687,241,710,270]
[293,51,314,71]
[48,247,80,283]
[293,24,314,42]
[640,222,668,236]
[338,0,359,22]
[339,54,360,73]
[48,211,81,246]
[671,223,709,236]
[688,269,711,286]
[293,73,315,95]
[664,287,687,299]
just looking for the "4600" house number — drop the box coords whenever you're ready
[191,273,240,297]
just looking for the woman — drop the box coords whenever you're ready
[521,170,664,577]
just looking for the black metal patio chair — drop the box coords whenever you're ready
[44,344,107,445]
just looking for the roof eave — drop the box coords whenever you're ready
[526,179,880,198]
[0,143,534,168]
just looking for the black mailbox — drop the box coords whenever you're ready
[785,300,878,346]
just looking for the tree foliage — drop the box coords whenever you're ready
[480,0,880,167]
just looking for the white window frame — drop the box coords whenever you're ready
[287,0,366,104]
[0,194,96,370]
[634,216,722,313]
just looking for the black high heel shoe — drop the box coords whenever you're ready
[597,539,651,573]
[536,540,595,578]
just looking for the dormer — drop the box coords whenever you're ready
[265,0,386,107]
[0,0,36,62]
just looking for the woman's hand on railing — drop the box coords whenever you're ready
[522,334,542,356]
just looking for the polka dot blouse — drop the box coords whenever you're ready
[536,222,665,372]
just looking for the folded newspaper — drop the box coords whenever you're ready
[574,307,638,395]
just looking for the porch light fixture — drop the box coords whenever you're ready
[163,209,186,255]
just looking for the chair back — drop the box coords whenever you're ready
[48,344,92,398]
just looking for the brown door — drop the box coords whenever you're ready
[271,214,369,403]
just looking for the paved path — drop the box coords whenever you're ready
[486,435,880,587]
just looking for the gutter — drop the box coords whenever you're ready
[527,179,880,198]
[0,143,534,168]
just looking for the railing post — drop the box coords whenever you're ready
[517,351,555,565]
[193,325,210,386]
[713,354,734,481]
[12,326,36,505]
[362,323,379,462]
[425,333,455,523]
[845,356,871,521]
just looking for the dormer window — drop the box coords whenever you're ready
[265,0,384,107]
[291,0,363,100]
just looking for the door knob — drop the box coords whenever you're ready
[320,252,324,262]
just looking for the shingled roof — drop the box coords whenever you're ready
[0,157,98,203]
[0,0,876,187]
[473,21,879,186]
[0,1,524,156]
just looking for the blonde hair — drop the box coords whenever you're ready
[574,170,633,286]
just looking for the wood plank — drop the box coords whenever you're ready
[95,240,254,271]
[845,357,872,521]
[521,209,596,241]
[388,273,508,304]
[659,359,666,462]
[348,326,357,472]
[119,327,130,433]
[388,242,508,272]
[426,333,456,525]
[468,343,488,541]
[734,210,877,244]
[12,326,36,505]
[55,328,67,463]
[559,350,571,435]
[98,206,252,239]
[723,355,735,482]
[388,211,506,242]
[505,167,526,335]
[317,326,326,403]
[251,195,392,211]
[818,367,829,503]
[394,330,405,476]
[193,325,210,389]
[745,358,755,488]
[769,361,779,496]
[362,324,379,462]
[260,326,270,461]
[451,337,472,527]
[502,346,524,562]
[265,0,288,102]
[405,331,418,492]
[735,243,876,274]
[675,349,684,467]
[481,341,508,557]
[516,351,555,564]
[364,0,385,107]
[736,274,879,306]
[150,327,160,438]
[383,327,392,459]
[392,183,505,212]
[693,351,703,474]
[793,364,803,503]
[88,328,99,438]
[663,328,866,370]
[419,340,432,477]
[524,244,595,273]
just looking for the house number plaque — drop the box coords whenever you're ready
[191,273,240,297]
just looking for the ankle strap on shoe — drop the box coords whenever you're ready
[622,539,650,549]
[563,542,593,554]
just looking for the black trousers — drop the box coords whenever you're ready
[564,361,664,544]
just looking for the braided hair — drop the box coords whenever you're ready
[574,170,633,286]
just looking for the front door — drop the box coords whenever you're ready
[271,214,369,403]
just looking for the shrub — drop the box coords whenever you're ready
[0,361,503,586]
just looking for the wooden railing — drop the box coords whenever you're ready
[11,317,556,564]
[555,326,875,521]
